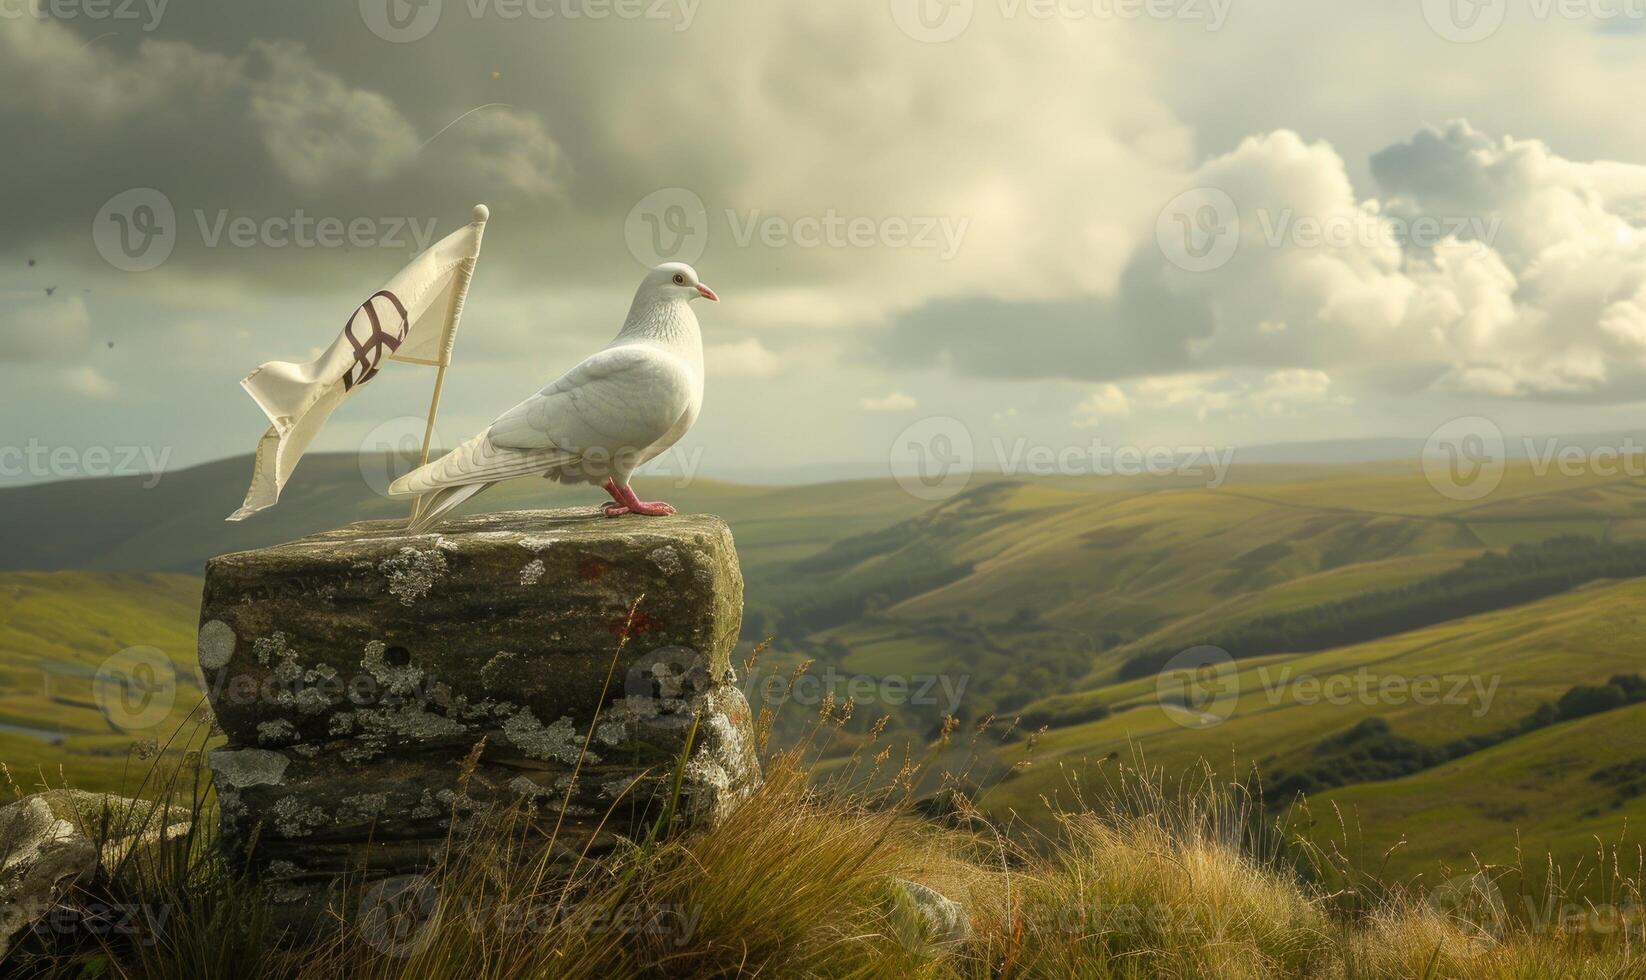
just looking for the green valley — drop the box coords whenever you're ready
[10,451,1646,887]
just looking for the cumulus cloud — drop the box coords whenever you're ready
[1249,369,1350,417]
[0,298,94,363]
[60,365,117,400]
[882,120,1646,405]
[0,297,117,398]
[709,338,785,379]
[1078,370,1348,423]
[246,41,420,189]
[859,391,917,412]
[425,106,566,199]
[1072,384,1130,428]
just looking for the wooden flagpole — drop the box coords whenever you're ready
[408,363,449,523]
[409,204,488,524]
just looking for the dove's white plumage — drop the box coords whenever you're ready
[390,262,715,532]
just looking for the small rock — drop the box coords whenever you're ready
[0,791,191,958]
[890,878,971,953]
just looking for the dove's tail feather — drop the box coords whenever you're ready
[408,482,492,534]
[389,430,580,496]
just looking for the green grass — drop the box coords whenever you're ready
[0,572,209,793]
[1310,700,1646,878]
[1467,519,1607,547]
[986,577,1646,882]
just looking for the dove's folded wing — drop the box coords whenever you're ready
[388,345,695,497]
[388,434,577,495]
[488,344,694,454]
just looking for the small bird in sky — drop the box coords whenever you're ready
[27,258,35,268]
[44,287,55,296]
[390,262,717,532]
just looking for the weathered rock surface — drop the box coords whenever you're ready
[0,791,192,958]
[889,878,972,953]
[197,509,759,917]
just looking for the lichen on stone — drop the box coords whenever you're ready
[649,545,683,577]
[198,620,236,670]
[272,796,329,838]
[271,653,303,686]
[684,688,759,820]
[208,748,289,789]
[434,788,491,833]
[328,712,355,737]
[252,632,291,667]
[409,790,440,820]
[608,694,660,724]
[362,640,423,695]
[352,702,466,741]
[290,685,332,716]
[256,719,298,746]
[339,793,390,822]
[377,547,448,606]
[508,776,551,798]
[340,737,385,764]
[454,695,514,723]
[601,775,639,799]
[595,718,628,747]
[501,708,587,764]
[479,651,518,692]
[519,559,546,586]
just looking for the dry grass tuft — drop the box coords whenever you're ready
[5,697,1644,978]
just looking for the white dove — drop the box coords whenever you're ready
[390,262,717,532]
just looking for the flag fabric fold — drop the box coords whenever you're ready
[227,205,488,521]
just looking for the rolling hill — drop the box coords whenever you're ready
[11,449,1646,883]
[0,571,206,793]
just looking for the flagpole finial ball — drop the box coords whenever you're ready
[472,204,490,223]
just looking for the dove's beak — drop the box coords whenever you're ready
[696,283,719,302]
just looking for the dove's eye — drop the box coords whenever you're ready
[672,273,687,285]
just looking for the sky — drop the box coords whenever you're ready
[8,0,1646,488]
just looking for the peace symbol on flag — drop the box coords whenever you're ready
[342,290,411,392]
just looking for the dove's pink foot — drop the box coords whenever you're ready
[601,481,675,517]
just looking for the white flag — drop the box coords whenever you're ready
[227,205,489,521]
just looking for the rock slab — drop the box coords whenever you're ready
[197,509,759,916]
[0,791,192,959]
